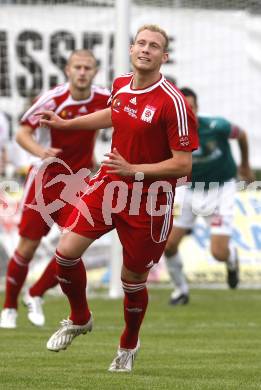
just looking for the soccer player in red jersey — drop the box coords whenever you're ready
[0,50,110,329]
[38,25,199,372]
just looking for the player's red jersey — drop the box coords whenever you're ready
[101,73,198,190]
[21,82,110,173]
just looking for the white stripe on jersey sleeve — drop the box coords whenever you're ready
[164,80,188,136]
[92,85,111,96]
[21,83,69,122]
[160,81,188,137]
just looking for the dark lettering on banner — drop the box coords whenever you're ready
[167,36,175,64]
[49,31,75,88]
[4,112,13,139]
[16,30,43,98]
[2,28,176,121]
[83,32,103,67]
[0,31,11,97]
[108,33,114,86]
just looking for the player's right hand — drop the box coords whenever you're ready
[41,147,62,160]
[37,110,67,129]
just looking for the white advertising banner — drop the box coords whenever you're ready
[0,5,260,168]
[0,189,260,288]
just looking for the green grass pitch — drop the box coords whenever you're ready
[1,288,261,390]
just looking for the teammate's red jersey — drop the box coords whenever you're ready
[21,82,110,173]
[102,73,198,190]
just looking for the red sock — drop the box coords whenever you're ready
[4,251,30,309]
[120,279,148,349]
[29,257,58,297]
[55,250,90,325]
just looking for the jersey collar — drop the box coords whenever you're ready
[114,74,165,99]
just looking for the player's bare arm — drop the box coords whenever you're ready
[102,148,192,178]
[39,107,112,131]
[0,145,7,176]
[16,125,62,160]
[237,129,255,183]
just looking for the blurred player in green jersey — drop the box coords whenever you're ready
[165,87,255,305]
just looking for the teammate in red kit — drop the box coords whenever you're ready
[38,25,198,372]
[0,50,110,329]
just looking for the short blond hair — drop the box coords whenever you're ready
[67,49,97,67]
[134,24,169,51]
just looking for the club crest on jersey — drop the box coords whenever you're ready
[141,105,156,123]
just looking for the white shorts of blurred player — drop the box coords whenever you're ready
[173,179,236,236]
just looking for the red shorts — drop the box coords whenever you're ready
[66,176,174,273]
[19,166,89,241]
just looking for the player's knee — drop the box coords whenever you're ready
[16,237,40,261]
[211,244,228,262]
[56,230,77,256]
[121,265,148,283]
[164,241,178,258]
[56,238,73,259]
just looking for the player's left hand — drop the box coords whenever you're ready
[102,148,135,176]
[238,164,255,184]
